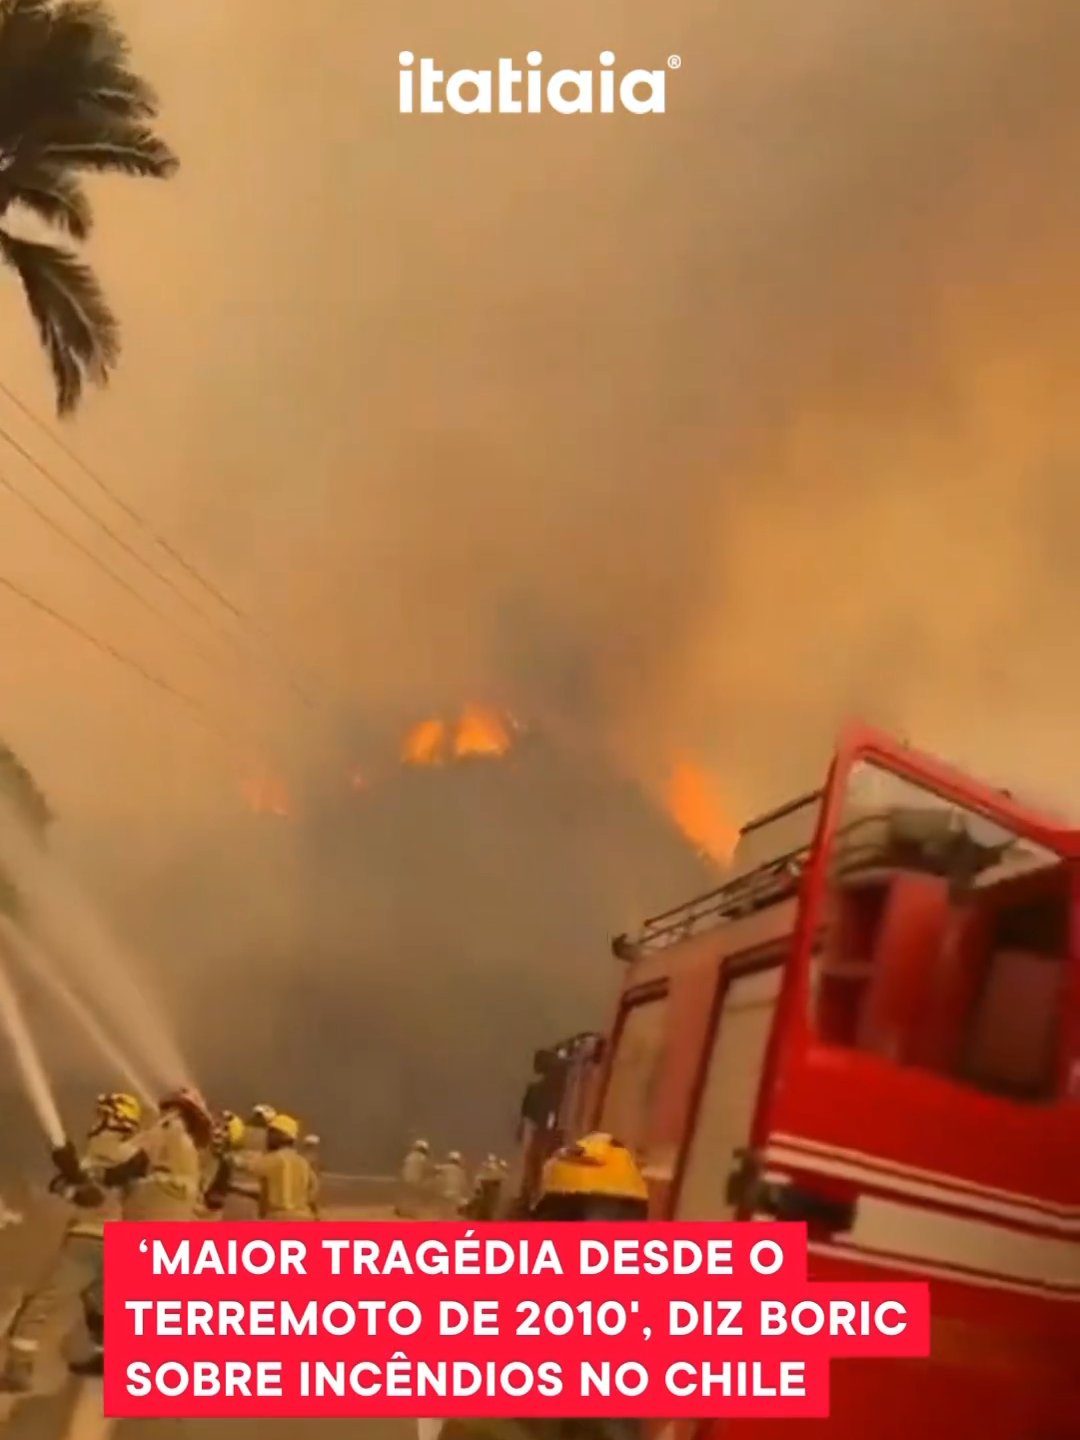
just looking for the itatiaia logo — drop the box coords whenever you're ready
[398,51,677,115]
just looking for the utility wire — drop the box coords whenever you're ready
[0,378,317,707]
[0,567,239,748]
[0,407,245,660]
[0,460,231,677]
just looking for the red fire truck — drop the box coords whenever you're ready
[595,723,1078,1438]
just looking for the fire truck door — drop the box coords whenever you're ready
[741,724,1080,1303]
[673,961,783,1220]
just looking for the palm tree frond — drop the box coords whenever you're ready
[78,68,158,119]
[0,1,52,76]
[0,227,118,414]
[12,165,92,237]
[0,0,161,144]
[38,118,178,179]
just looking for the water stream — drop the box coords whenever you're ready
[0,917,155,1104]
[0,794,193,1094]
[0,936,64,1145]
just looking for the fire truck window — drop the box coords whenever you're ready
[600,995,669,1157]
[813,881,889,1047]
[815,760,1066,1101]
[957,897,1067,1102]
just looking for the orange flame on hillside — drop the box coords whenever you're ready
[401,707,514,765]
[664,761,738,864]
[401,718,447,765]
[241,771,291,817]
[455,705,512,757]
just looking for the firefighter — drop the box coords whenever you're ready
[210,1108,262,1219]
[112,1087,213,1220]
[51,1087,212,1225]
[437,1150,469,1214]
[302,1133,321,1168]
[466,1154,503,1220]
[401,1138,430,1185]
[0,1092,141,1393]
[433,1136,647,1440]
[395,1138,432,1217]
[216,1110,246,1155]
[243,1103,276,1151]
[206,1112,318,1220]
[199,1111,245,1219]
[58,1086,213,1377]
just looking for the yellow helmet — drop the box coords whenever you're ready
[222,1111,245,1148]
[97,1091,141,1130]
[540,1133,648,1203]
[268,1112,300,1142]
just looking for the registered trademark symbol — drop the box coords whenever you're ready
[667,54,681,68]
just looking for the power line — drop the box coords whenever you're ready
[0,567,239,748]
[0,460,231,677]
[0,378,317,707]
[0,406,245,660]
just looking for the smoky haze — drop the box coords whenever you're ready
[0,0,1078,1164]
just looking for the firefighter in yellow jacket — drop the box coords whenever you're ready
[206,1112,319,1219]
[434,1134,648,1440]
[107,1087,213,1223]
[199,1111,245,1219]
[36,1087,214,1379]
[0,1092,142,1392]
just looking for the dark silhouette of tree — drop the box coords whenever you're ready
[0,0,177,414]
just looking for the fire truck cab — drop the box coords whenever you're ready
[597,724,1078,1438]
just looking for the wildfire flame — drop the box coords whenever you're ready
[401,718,447,765]
[455,705,512,757]
[401,707,514,766]
[241,771,291,817]
[664,760,738,865]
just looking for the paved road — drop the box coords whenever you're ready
[4,1383,418,1440]
[0,1182,422,1440]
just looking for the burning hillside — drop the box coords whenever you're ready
[241,706,739,871]
[204,712,725,1164]
[401,707,517,764]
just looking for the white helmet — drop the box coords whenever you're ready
[486,1153,497,1164]
[413,1138,429,1151]
[448,1150,463,1163]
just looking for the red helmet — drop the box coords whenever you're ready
[159,1086,213,1146]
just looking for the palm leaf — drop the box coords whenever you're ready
[74,68,159,120]
[30,0,161,120]
[37,116,177,178]
[10,164,92,237]
[0,227,117,413]
[0,0,162,148]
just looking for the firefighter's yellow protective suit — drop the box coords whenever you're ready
[228,1114,318,1220]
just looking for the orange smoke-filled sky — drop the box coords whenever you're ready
[0,0,1078,870]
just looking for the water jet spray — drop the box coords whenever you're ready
[0,937,64,1146]
[0,918,154,1104]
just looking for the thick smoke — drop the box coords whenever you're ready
[0,0,1078,1161]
